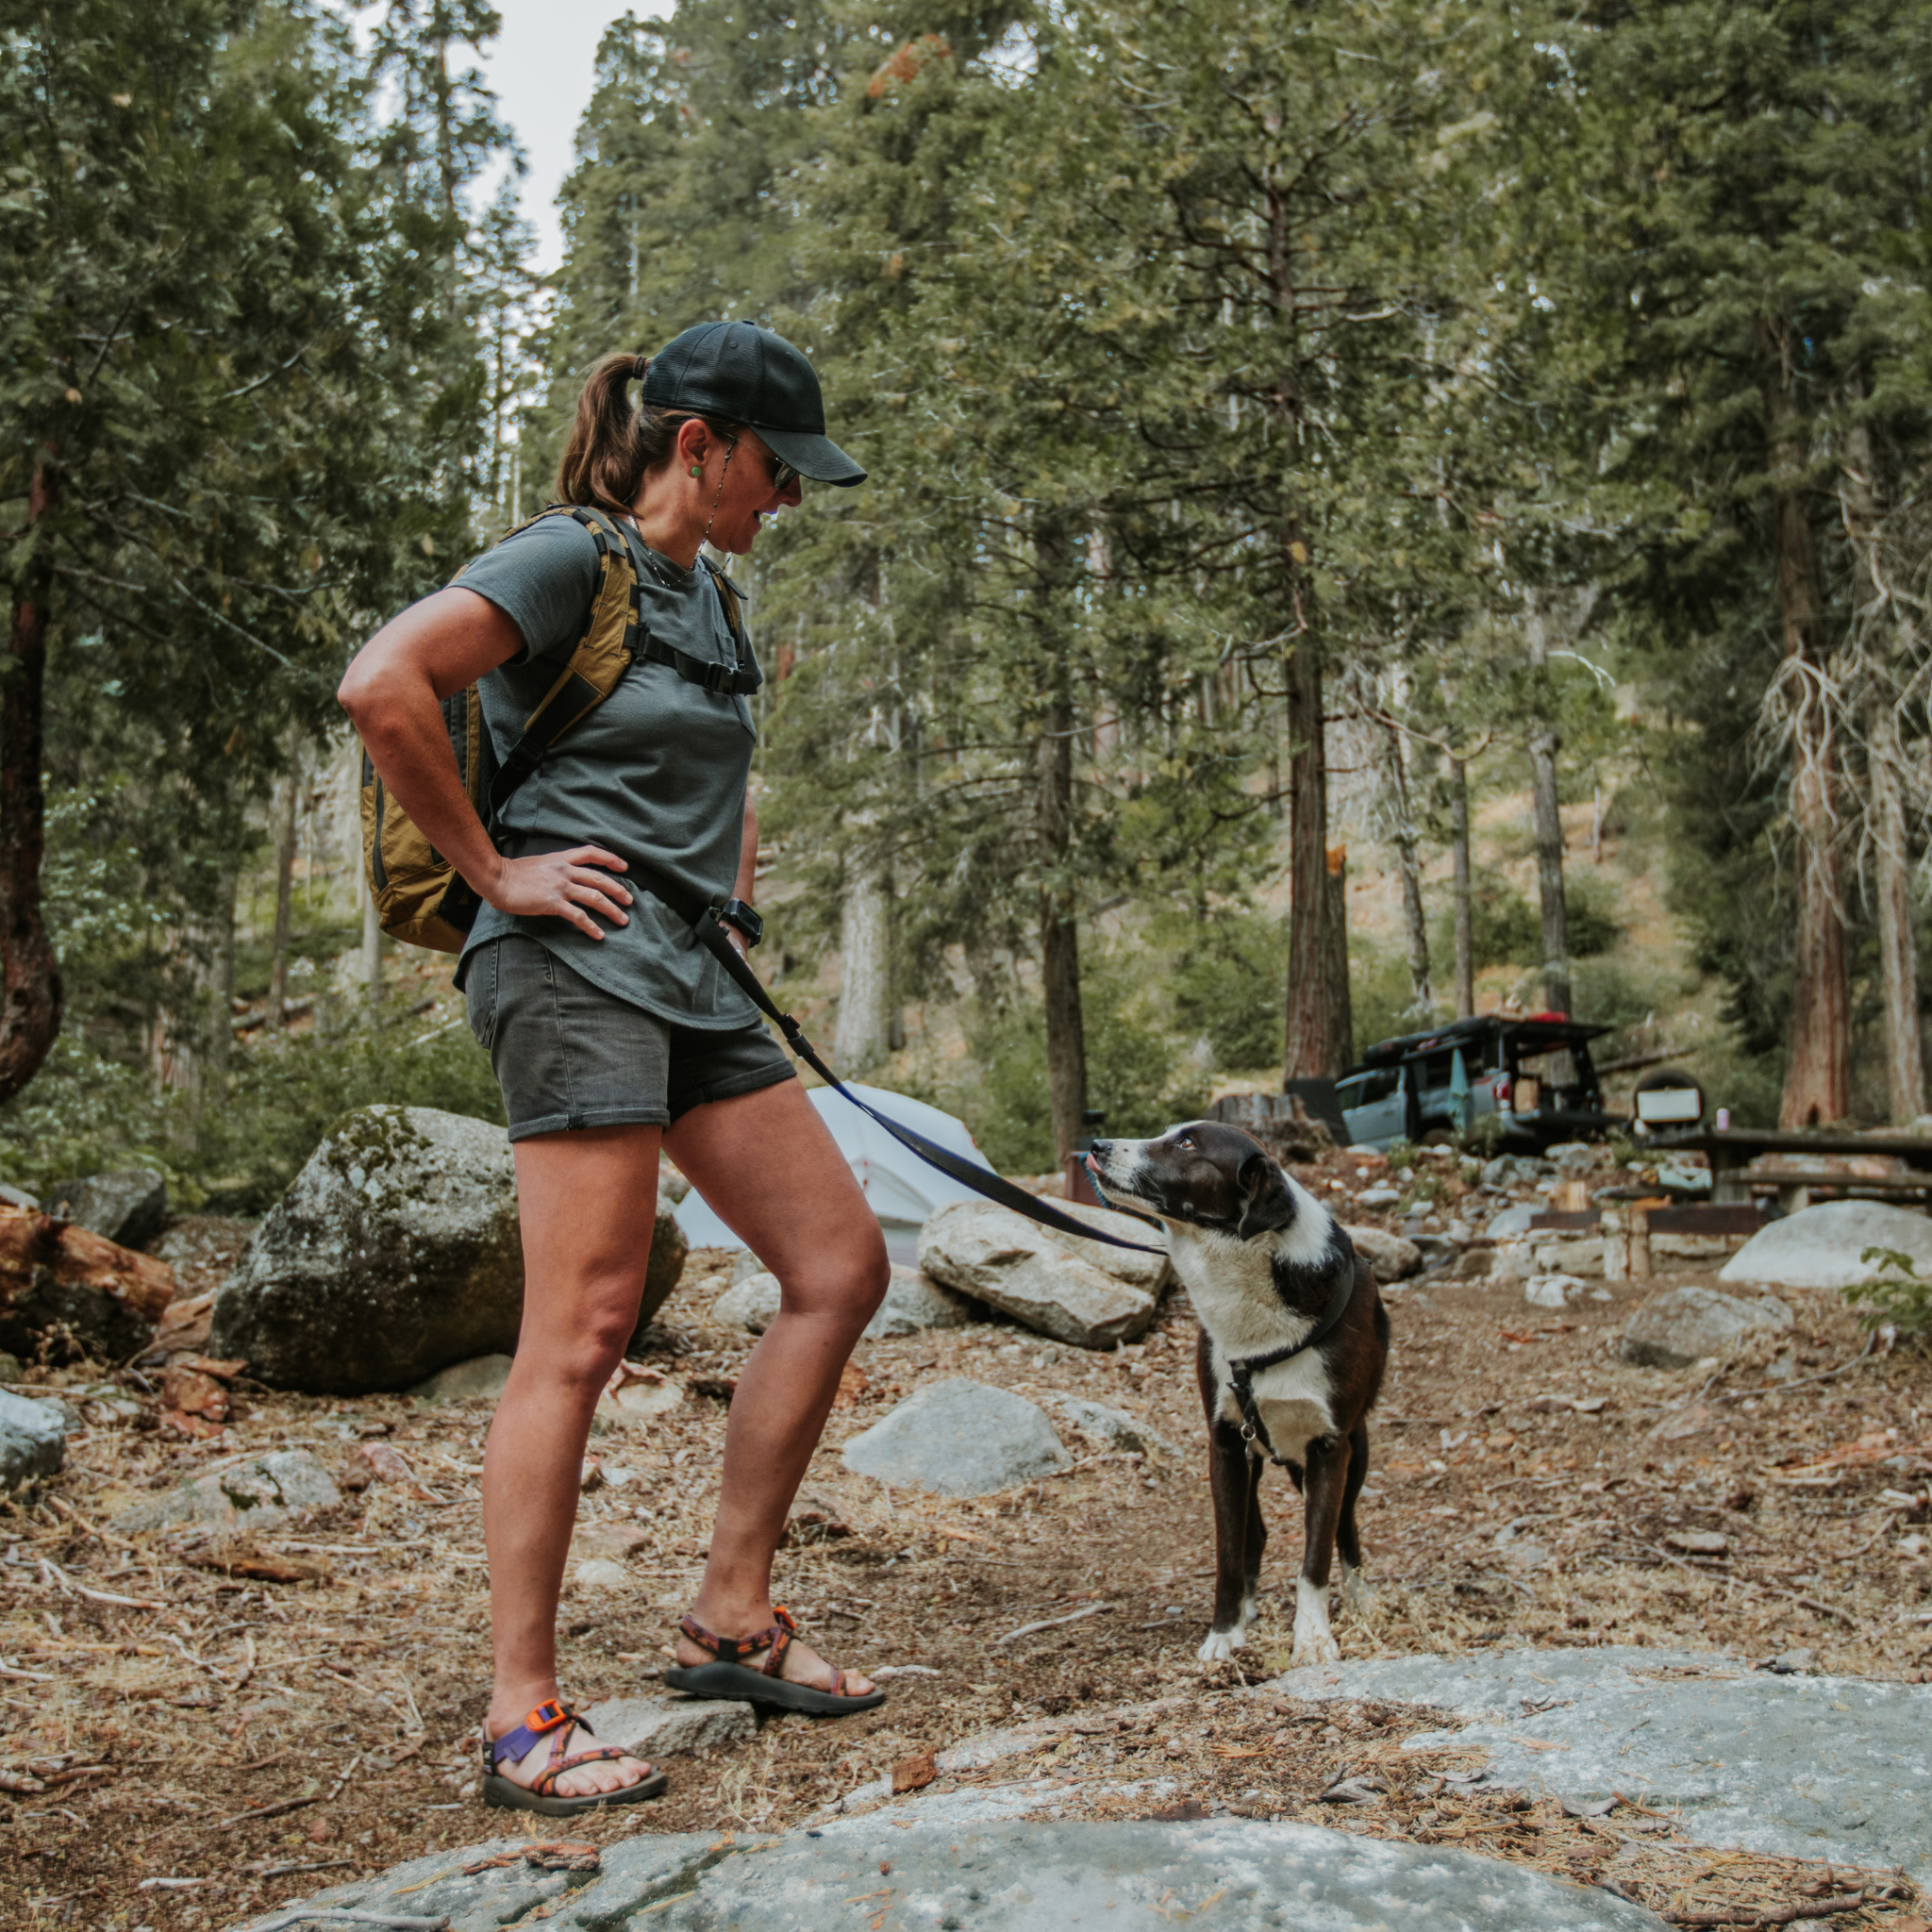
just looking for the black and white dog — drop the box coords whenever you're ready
[1088,1122,1389,1667]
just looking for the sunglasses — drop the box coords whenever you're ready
[729,434,797,495]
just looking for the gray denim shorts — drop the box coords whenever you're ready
[465,935,794,1141]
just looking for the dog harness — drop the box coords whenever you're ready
[1224,1267,1359,1465]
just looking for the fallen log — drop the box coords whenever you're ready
[0,1203,175,1360]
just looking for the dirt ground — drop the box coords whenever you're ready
[4,1199,1930,1930]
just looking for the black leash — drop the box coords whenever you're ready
[628,871,1167,1257]
[1225,1266,1359,1464]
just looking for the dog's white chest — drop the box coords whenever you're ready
[1216,1353,1336,1463]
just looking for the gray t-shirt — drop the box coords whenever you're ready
[451,511,759,1028]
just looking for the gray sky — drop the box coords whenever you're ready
[476,1,672,273]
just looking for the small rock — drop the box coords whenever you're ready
[410,1353,514,1401]
[1649,1402,1719,1442]
[918,1203,1156,1350]
[1757,1648,1818,1675]
[1485,1202,1539,1239]
[1722,1199,1932,1291]
[729,1249,766,1287]
[1356,1186,1402,1208]
[45,1170,167,1250]
[710,1262,974,1339]
[1664,1530,1729,1556]
[115,1448,341,1537]
[1524,1274,1586,1310]
[1545,1142,1597,1174]
[842,1378,1071,1497]
[573,1557,630,1591]
[579,1693,756,1757]
[710,1273,781,1333]
[1342,1225,1422,1281]
[576,1522,652,1562]
[0,1388,66,1489]
[633,1209,688,1341]
[863,1265,979,1337]
[1621,1286,1793,1370]
[1048,1394,1177,1456]
[0,1184,39,1212]
[599,1363,685,1423]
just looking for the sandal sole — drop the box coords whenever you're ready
[481,1768,668,1814]
[663,1663,886,1715]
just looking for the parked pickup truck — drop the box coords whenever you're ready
[1335,1012,1621,1151]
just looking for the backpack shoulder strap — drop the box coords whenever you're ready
[486,503,641,814]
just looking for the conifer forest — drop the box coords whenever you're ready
[8,0,1932,1191]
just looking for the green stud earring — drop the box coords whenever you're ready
[690,464,703,477]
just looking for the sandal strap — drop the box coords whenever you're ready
[529,1745,641,1797]
[483,1698,583,1773]
[678,1605,797,1668]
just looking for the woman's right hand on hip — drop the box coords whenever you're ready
[487,847,633,938]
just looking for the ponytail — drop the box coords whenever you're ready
[553,351,736,514]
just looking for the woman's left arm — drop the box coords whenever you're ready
[727,793,758,956]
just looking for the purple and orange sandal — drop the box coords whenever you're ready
[663,1606,886,1715]
[480,1698,667,1814]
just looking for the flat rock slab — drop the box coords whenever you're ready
[114,1447,341,1538]
[228,1815,1665,1932]
[1722,1198,1932,1291]
[842,1376,1071,1496]
[1270,1646,1932,1881]
[580,1691,757,1757]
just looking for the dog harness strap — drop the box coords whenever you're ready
[1225,1267,1359,1463]
[616,859,1167,1257]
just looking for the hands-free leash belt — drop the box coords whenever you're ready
[624,866,1166,1258]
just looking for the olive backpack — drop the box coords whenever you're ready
[358,502,756,952]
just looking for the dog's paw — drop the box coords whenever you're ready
[1197,1627,1246,1663]
[1291,1625,1341,1668]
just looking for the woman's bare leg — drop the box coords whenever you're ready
[665,1078,890,1692]
[482,1123,660,1796]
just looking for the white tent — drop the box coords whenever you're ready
[671,1083,1000,1265]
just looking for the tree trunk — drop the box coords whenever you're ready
[1763,315,1848,1127]
[0,452,63,1106]
[1283,641,1343,1078]
[1842,402,1924,1124]
[1325,843,1353,1069]
[267,763,300,1032]
[1381,723,1432,1015]
[833,856,890,1074]
[1039,696,1086,1166]
[1450,756,1474,1019]
[1524,593,1572,1020]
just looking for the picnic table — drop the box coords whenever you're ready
[1646,1124,1932,1210]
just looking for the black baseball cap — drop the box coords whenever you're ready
[641,321,866,487]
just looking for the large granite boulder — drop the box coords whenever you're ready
[0,1389,65,1489]
[45,1169,167,1250]
[919,1202,1158,1349]
[211,1106,525,1395]
[1621,1285,1792,1369]
[842,1378,1071,1497]
[1721,1198,1932,1291]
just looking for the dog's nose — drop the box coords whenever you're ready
[1088,1140,1112,1160]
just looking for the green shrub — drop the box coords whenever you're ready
[1846,1246,1932,1339]
[0,990,504,1214]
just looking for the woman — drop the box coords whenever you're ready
[340,322,890,1815]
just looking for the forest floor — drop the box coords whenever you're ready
[3,1199,1930,1931]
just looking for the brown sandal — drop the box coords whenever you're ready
[480,1698,668,1814]
[663,1606,886,1714]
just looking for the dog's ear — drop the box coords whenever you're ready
[1236,1151,1296,1240]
